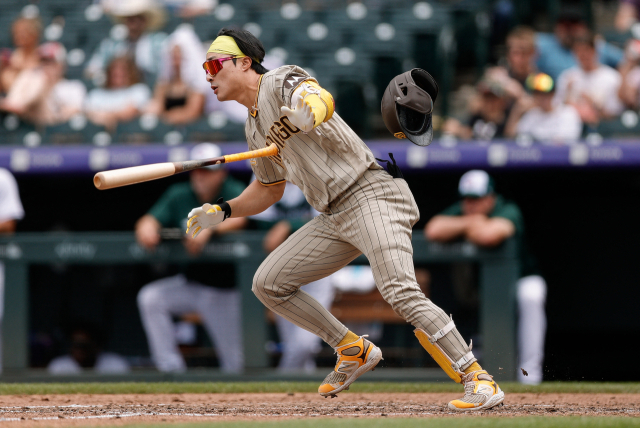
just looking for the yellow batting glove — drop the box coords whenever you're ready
[185,203,225,238]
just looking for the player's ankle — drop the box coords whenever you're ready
[463,362,483,374]
[337,331,360,347]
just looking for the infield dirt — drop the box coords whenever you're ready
[0,393,639,426]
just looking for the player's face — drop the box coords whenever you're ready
[190,168,227,202]
[205,52,242,102]
[462,195,495,216]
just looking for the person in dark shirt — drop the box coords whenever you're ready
[145,25,206,125]
[442,76,512,141]
[425,170,546,384]
[136,143,247,373]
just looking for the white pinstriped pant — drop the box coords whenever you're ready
[252,169,475,370]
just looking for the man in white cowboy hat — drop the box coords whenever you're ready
[85,0,168,85]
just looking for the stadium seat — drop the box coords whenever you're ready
[114,118,159,144]
[191,4,251,41]
[0,115,40,146]
[186,115,245,143]
[596,111,640,139]
[44,119,107,145]
[256,8,315,50]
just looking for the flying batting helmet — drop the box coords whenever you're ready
[381,68,438,146]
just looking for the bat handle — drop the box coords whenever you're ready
[224,144,279,163]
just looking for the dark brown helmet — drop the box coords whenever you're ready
[381,68,438,146]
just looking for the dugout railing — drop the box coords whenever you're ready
[0,231,519,381]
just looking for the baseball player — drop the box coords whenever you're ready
[137,143,246,373]
[186,28,504,410]
[425,170,547,385]
[250,180,336,372]
[0,168,25,374]
[251,179,377,372]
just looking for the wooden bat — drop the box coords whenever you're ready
[93,144,279,190]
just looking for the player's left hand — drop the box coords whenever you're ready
[186,203,225,238]
[281,95,314,133]
[183,227,213,255]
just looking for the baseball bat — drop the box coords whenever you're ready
[93,144,279,190]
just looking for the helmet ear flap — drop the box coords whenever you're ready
[411,69,438,102]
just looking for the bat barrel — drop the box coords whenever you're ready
[93,174,105,189]
[93,163,177,190]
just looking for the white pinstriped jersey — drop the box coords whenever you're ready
[245,65,382,213]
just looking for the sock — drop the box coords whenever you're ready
[336,331,360,347]
[464,362,483,374]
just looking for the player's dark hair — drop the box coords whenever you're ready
[217,27,269,74]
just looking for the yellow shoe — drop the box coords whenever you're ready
[448,370,505,411]
[318,335,382,398]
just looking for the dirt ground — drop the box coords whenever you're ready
[0,393,638,426]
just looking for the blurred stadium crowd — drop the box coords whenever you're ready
[3,0,640,146]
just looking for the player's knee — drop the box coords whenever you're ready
[517,276,547,306]
[137,284,164,310]
[252,271,270,301]
[252,271,297,303]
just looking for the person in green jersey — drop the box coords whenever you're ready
[425,170,546,384]
[136,143,247,373]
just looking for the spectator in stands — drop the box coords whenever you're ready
[424,170,546,385]
[536,12,623,81]
[0,168,24,374]
[0,42,86,126]
[555,32,624,125]
[85,56,151,131]
[617,39,640,109]
[505,73,582,143]
[145,25,206,125]
[445,26,538,142]
[615,0,640,32]
[504,26,538,89]
[85,0,167,85]
[136,143,247,373]
[0,17,42,93]
[47,322,130,375]
[441,72,515,140]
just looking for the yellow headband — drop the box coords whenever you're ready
[207,35,260,63]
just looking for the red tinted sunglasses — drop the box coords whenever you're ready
[202,56,237,76]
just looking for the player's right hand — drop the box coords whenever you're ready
[186,203,225,238]
[281,94,315,133]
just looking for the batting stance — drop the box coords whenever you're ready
[186,28,504,411]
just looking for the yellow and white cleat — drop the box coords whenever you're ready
[318,336,382,398]
[448,370,505,411]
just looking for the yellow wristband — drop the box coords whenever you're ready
[294,81,335,128]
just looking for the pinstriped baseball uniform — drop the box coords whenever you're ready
[249,66,475,369]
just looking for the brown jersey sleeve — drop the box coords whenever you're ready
[277,66,319,106]
[250,156,286,186]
